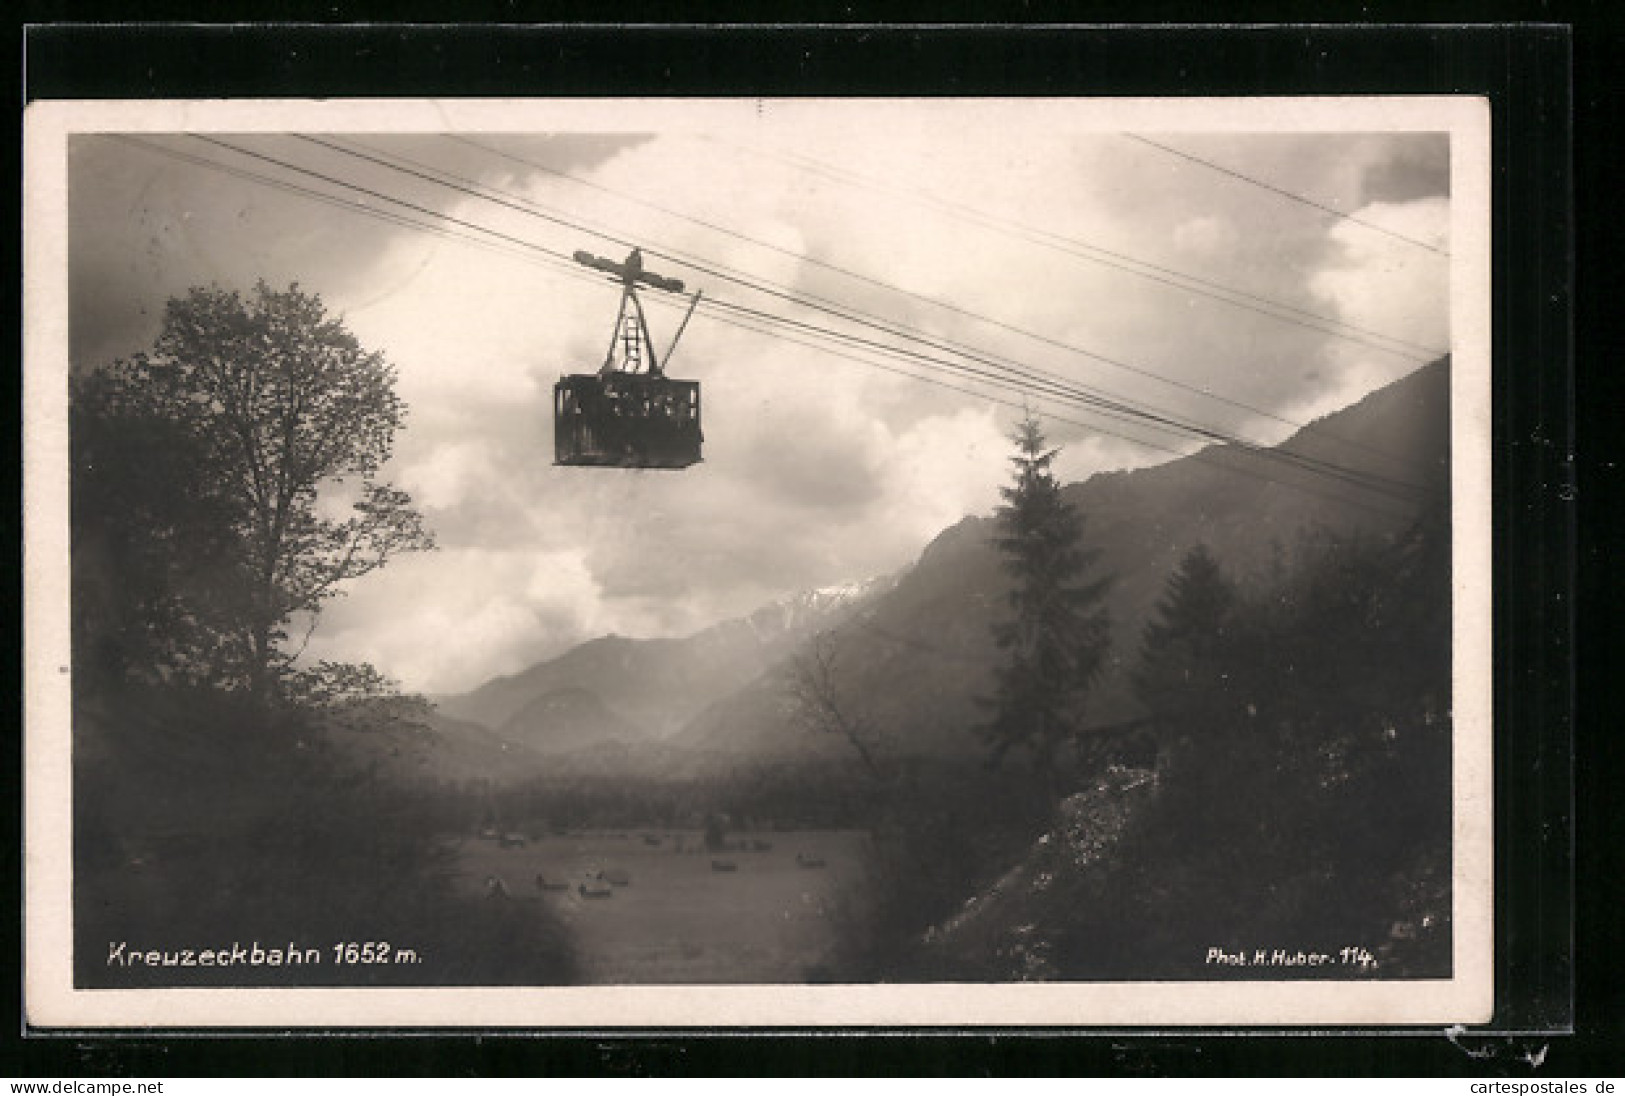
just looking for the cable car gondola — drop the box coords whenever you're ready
[555,247,703,470]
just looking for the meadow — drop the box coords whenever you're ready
[450,829,874,983]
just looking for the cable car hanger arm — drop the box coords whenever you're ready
[577,247,690,377]
[662,290,704,375]
[572,248,686,294]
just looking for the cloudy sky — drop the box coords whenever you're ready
[65,101,1456,695]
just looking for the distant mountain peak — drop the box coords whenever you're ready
[433,570,901,740]
[745,572,899,641]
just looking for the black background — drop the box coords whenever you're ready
[9,6,1613,1079]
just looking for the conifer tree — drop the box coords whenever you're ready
[1133,543,1238,721]
[979,414,1112,795]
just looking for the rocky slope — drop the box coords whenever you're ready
[919,765,1161,980]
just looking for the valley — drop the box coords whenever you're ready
[447,828,873,983]
[72,358,1457,988]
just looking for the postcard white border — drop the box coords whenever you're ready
[23,96,1493,1029]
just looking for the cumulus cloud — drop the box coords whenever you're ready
[66,118,1457,694]
[882,405,1009,541]
[1301,196,1451,421]
[301,547,603,695]
[1310,197,1450,338]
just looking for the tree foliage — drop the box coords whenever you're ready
[65,286,586,989]
[72,367,247,688]
[1133,543,1239,723]
[979,414,1112,790]
[1047,511,1455,978]
[71,281,434,703]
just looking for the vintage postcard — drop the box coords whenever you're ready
[24,96,1492,1028]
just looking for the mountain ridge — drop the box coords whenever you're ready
[425,572,899,764]
[412,359,1449,781]
[667,357,1451,767]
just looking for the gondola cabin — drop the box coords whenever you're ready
[554,372,702,469]
[555,246,704,470]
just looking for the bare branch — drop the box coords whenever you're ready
[788,632,885,778]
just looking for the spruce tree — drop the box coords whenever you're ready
[979,414,1112,796]
[1133,542,1238,722]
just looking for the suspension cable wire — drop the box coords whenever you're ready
[292,135,1259,431]
[698,135,1451,480]
[702,301,1195,455]
[703,133,1448,360]
[107,135,600,287]
[114,134,1210,489]
[100,136,1178,452]
[1121,134,1452,257]
[204,133,1438,504]
[135,134,1438,510]
[396,134,1444,486]
[449,128,1451,467]
[189,136,604,275]
[699,295,1435,506]
[297,134,1439,497]
[214,133,1440,503]
[704,309,1175,451]
[696,307,1422,522]
[664,281,1423,522]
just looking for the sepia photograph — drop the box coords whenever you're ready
[24,96,1492,1028]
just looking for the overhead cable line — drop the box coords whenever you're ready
[303,135,1435,501]
[302,134,1436,498]
[190,136,606,280]
[450,134,1444,479]
[700,274,1436,501]
[297,137,1240,428]
[122,139,1134,483]
[116,137,1254,497]
[158,134,1436,508]
[700,294,1435,506]
[238,134,1439,503]
[707,134,1448,360]
[696,297,1419,521]
[109,135,594,285]
[706,301,1201,454]
[1122,134,1451,257]
[215,133,1438,504]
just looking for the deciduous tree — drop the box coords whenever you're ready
[72,281,434,704]
[788,631,886,778]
